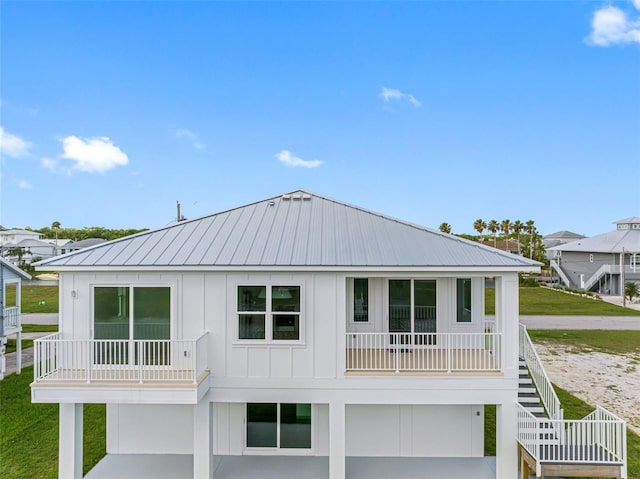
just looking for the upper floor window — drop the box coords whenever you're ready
[589,254,594,263]
[353,278,369,322]
[238,285,301,341]
[618,224,629,230]
[456,278,472,323]
[632,254,640,268]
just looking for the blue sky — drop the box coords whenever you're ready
[1,1,639,237]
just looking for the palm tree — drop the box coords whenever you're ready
[487,220,499,247]
[473,219,486,241]
[624,282,639,302]
[439,222,452,234]
[525,220,536,259]
[500,219,511,251]
[52,221,61,243]
[512,220,523,255]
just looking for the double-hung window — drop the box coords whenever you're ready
[238,285,301,341]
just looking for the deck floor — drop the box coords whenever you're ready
[346,348,500,373]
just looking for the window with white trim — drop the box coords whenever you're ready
[246,403,311,449]
[632,254,640,268]
[237,285,301,341]
[353,278,369,322]
[456,278,472,323]
[589,254,594,263]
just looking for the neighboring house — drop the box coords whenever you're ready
[0,228,43,246]
[479,239,521,255]
[32,191,627,479]
[548,217,640,294]
[62,237,107,254]
[0,256,31,379]
[543,230,586,261]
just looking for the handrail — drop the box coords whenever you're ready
[519,324,563,421]
[2,306,21,331]
[33,333,209,384]
[549,259,572,288]
[517,403,626,467]
[346,331,501,372]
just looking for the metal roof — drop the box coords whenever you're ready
[36,190,541,269]
[548,228,640,254]
[0,256,32,280]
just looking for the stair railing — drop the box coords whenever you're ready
[519,324,563,421]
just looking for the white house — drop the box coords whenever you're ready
[1,256,30,379]
[0,228,42,246]
[31,191,627,479]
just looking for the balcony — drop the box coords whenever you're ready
[345,332,501,374]
[31,333,210,404]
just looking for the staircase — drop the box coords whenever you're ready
[518,359,546,418]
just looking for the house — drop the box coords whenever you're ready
[0,228,43,246]
[31,191,627,479]
[542,230,586,254]
[479,239,521,255]
[548,217,640,294]
[62,237,107,254]
[0,256,31,379]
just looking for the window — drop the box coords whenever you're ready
[353,278,369,322]
[246,403,311,449]
[93,286,171,366]
[589,254,594,263]
[618,224,629,230]
[456,278,472,323]
[632,254,640,268]
[238,285,300,341]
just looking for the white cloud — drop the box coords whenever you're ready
[17,179,32,189]
[60,136,129,173]
[586,5,640,46]
[0,126,31,157]
[380,87,422,107]
[275,150,323,168]
[175,128,205,150]
[634,0,640,11]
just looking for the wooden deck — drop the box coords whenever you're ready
[346,347,500,373]
[519,444,625,479]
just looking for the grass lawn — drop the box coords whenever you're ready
[4,324,59,354]
[486,286,640,316]
[529,329,640,355]
[12,285,59,313]
[0,366,105,479]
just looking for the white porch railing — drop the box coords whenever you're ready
[518,404,626,476]
[346,332,501,372]
[2,307,21,333]
[519,324,563,421]
[33,332,209,384]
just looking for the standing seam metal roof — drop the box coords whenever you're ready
[36,190,541,268]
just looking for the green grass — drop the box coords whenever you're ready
[13,285,59,313]
[486,286,640,316]
[529,329,640,356]
[0,366,106,479]
[4,324,59,354]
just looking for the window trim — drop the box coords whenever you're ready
[244,403,314,454]
[91,283,174,340]
[235,283,304,345]
[350,278,370,324]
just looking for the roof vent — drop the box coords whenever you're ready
[302,194,311,200]
[282,194,291,200]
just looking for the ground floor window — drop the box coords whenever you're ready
[246,403,311,449]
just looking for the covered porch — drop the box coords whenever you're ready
[84,454,503,479]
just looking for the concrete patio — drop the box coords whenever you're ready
[85,454,503,479]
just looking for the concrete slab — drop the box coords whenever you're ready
[84,454,554,479]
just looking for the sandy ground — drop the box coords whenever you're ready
[536,342,640,435]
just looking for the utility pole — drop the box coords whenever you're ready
[621,247,626,308]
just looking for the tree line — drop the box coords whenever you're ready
[438,219,545,262]
[34,224,148,242]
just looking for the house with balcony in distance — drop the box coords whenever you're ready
[1,256,30,379]
[32,191,628,479]
[548,217,640,295]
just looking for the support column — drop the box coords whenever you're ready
[193,394,213,479]
[329,401,346,479]
[16,330,22,374]
[59,403,83,479]
[496,401,518,479]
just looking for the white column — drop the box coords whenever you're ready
[329,401,346,479]
[193,395,213,479]
[336,276,347,378]
[16,330,22,374]
[59,403,83,479]
[495,401,518,479]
